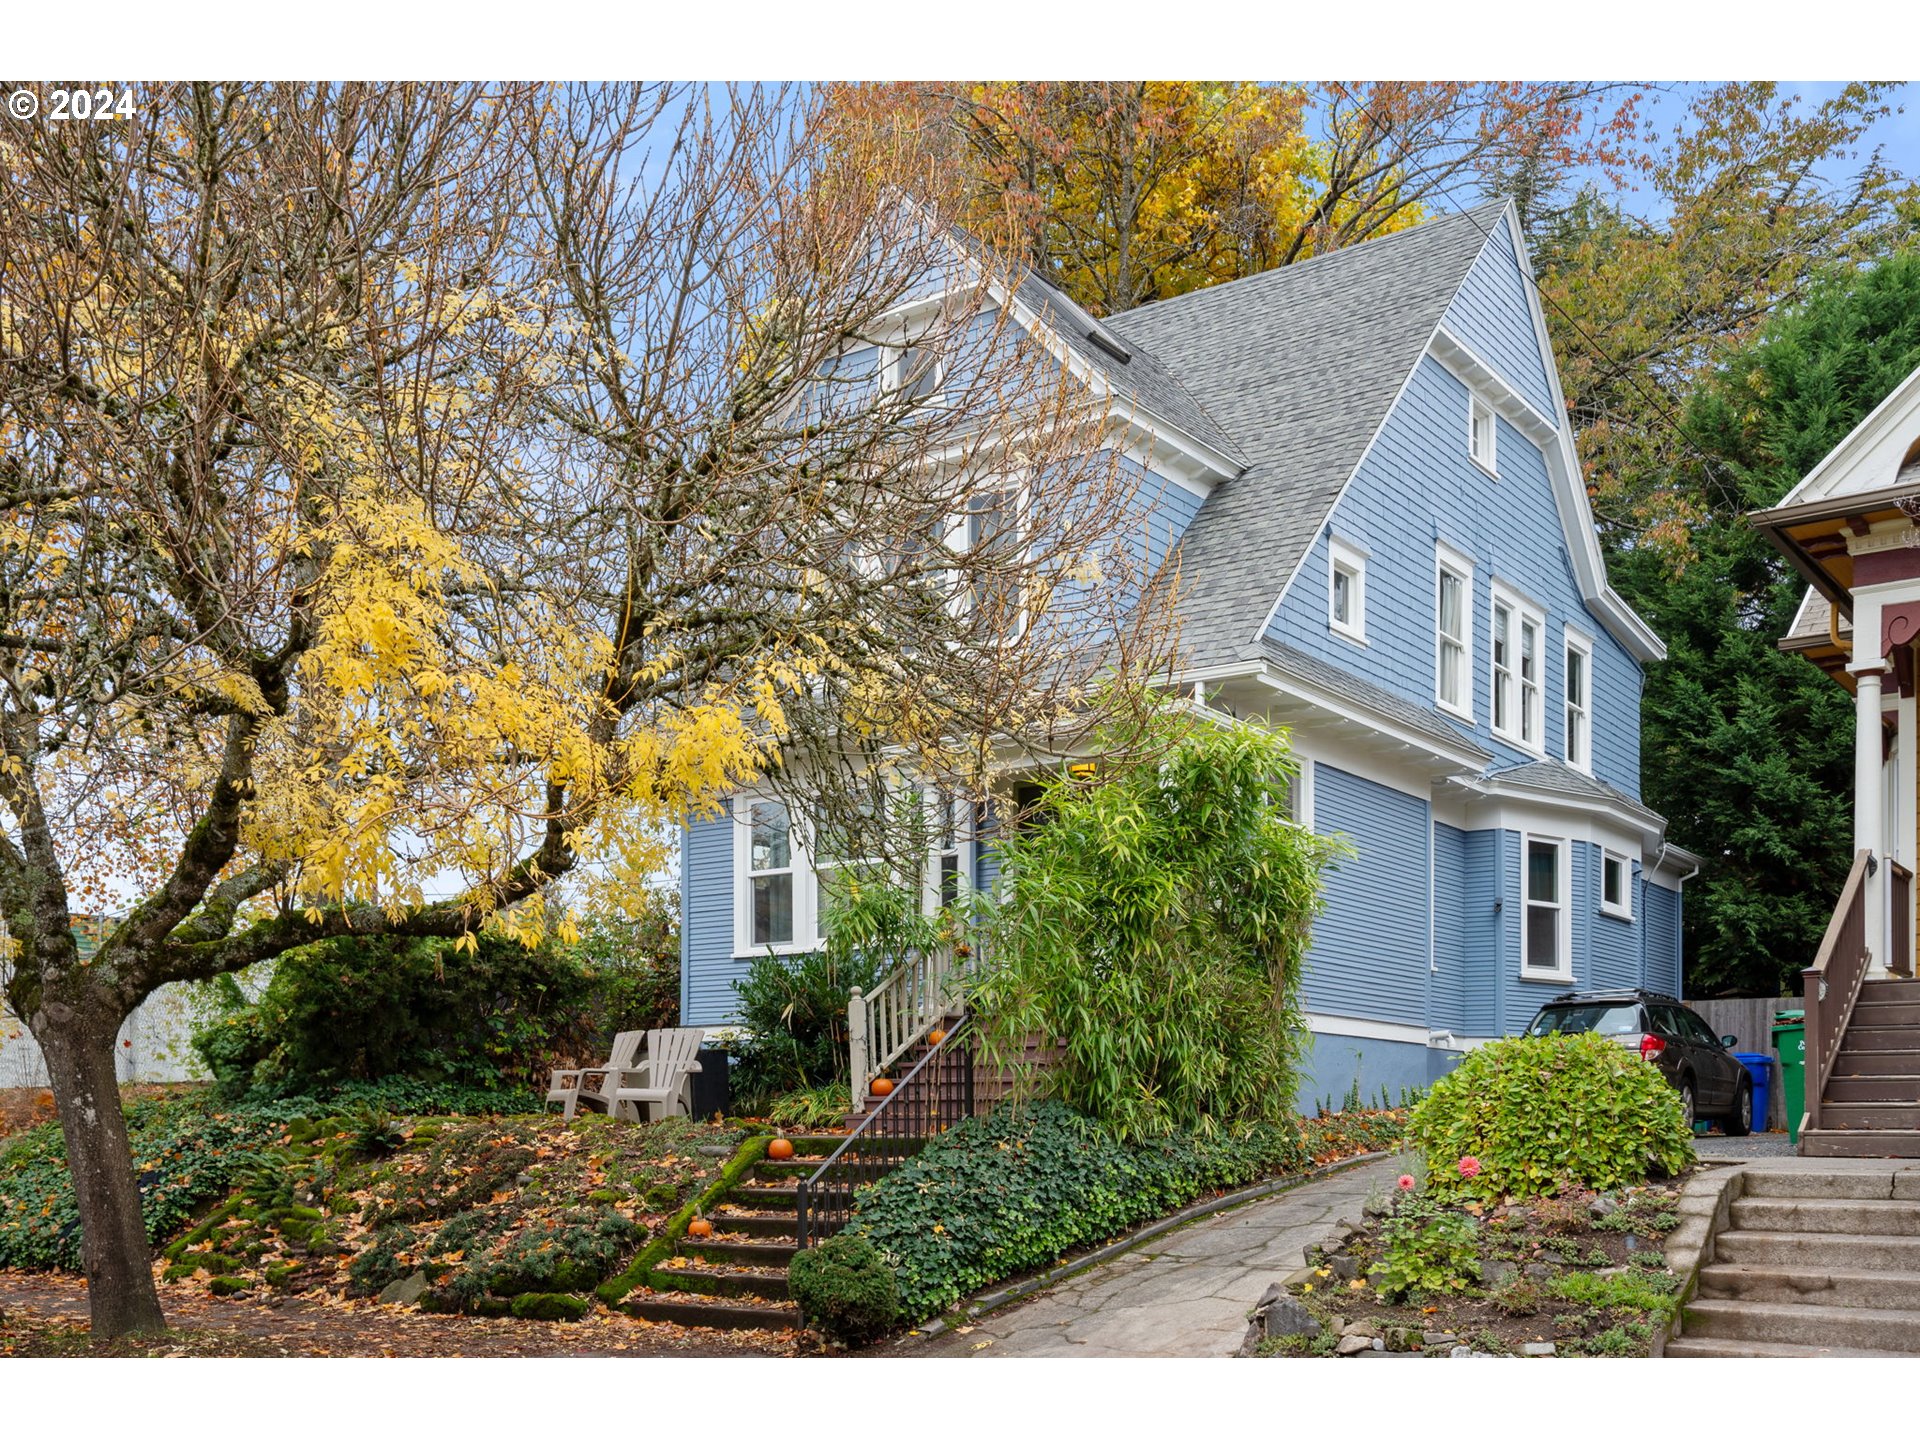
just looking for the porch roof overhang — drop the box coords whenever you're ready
[1749,478,1920,619]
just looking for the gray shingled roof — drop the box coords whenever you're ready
[1785,588,1840,646]
[1481,759,1659,822]
[1262,639,1491,761]
[1009,270,1245,464]
[1106,202,1509,669]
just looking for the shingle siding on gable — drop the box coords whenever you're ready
[1439,221,1557,418]
[680,813,738,1027]
[1307,765,1429,1027]
[1265,355,1641,800]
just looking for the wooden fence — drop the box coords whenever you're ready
[1689,995,1797,1133]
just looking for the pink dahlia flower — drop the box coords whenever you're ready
[1396,1173,1416,1191]
[1458,1156,1482,1178]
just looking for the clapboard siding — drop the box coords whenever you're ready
[1459,827,1503,1036]
[1431,821,1469,1034]
[1588,844,1642,991]
[1266,355,1642,801]
[680,813,739,1027]
[1307,765,1430,1026]
[1439,220,1557,418]
[1644,882,1683,998]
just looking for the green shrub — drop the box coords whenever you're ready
[728,948,883,1106]
[850,1100,1310,1323]
[189,904,680,1103]
[1368,1199,1481,1301]
[1405,1033,1693,1200]
[789,1235,901,1345]
[764,1083,853,1128]
[967,710,1344,1139]
[0,1084,532,1272]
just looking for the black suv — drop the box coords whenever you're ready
[1525,989,1753,1136]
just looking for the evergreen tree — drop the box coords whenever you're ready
[1620,250,1920,994]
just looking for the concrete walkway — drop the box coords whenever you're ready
[911,1154,1397,1358]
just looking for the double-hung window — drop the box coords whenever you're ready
[926,790,968,912]
[887,342,943,402]
[1564,631,1593,772]
[744,798,798,950]
[1328,536,1367,643]
[1524,835,1570,979]
[1435,544,1473,718]
[1491,583,1545,753]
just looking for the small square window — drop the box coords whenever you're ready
[1602,851,1632,919]
[1470,396,1498,475]
[1328,537,1367,643]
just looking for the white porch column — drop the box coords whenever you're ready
[1851,658,1891,976]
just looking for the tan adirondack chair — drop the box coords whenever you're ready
[545,1030,647,1119]
[606,1027,706,1122]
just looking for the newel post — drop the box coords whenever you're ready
[848,986,868,1116]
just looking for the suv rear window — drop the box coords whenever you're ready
[1528,1004,1643,1037]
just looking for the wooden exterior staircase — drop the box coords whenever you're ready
[1800,852,1920,1158]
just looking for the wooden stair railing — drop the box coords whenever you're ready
[1802,849,1875,1139]
[847,941,975,1115]
[1892,858,1914,980]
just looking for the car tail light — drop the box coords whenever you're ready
[1640,1034,1666,1060]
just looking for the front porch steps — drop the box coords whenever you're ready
[1670,1169,1920,1357]
[619,1136,841,1333]
[1801,978,1920,1156]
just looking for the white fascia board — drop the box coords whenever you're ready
[1304,1012,1436,1047]
[985,274,1243,487]
[1774,361,1920,509]
[1246,664,1490,773]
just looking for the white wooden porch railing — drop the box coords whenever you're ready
[848,943,974,1115]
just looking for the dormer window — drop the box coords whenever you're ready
[1328,536,1367,644]
[1469,395,1498,476]
[887,343,943,402]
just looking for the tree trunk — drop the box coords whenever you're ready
[33,1007,168,1337]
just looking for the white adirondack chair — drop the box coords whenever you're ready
[606,1027,706,1122]
[544,1030,647,1119]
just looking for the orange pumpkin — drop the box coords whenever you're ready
[687,1217,714,1238]
[768,1137,795,1161]
[927,1029,946,1046]
[870,1077,894,1097]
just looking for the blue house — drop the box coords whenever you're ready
[678,199,1698,1107]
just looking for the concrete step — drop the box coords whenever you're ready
[1740,1169,1903,1200]
[704,1210,799,1239]
[729,1183,799,1209]
[752,1158,823,1183]
[682,1237,798,1266]
[1814,1101,1920,1130]
[1853,1001,1920,1027]
[620,1294,802,1331]
[1802,1129,1920,1158]
[1836,1025,1920,1052]
[1729,1196,1920,1236]
[1666,1335,1918,1358]
[1832,1049,1920,1077]
[1680,1298,1920,1353]
[1697,1264,1920,1312]
[1826,1075,1920,1103]
[1714,1230,1920,1272]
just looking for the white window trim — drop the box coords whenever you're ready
[1285,756,1315,830]
[1490,581,1546,756]
[1520,832,1574,982]
[732,791,817,958]
[1434,542,1475,721]
[1469,394,1498,477]
[882,339,945,404]
[1563,628,1594,775]
[920,787,975,916]
[1601,848,1633,920]
[1327,535,1368,645]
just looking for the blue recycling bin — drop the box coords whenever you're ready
[1732,1052,1772,1133]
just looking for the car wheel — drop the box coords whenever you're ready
[1725,1079,1753,1137]
[1678,1078,1696,1130]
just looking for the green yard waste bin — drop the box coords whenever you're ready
[1773,1010,1806,1138]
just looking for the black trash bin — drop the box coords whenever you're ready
[688,1045,732,1120]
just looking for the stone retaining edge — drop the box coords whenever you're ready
[1655,1162,1745,1358]
[906,1148,1397,1341]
